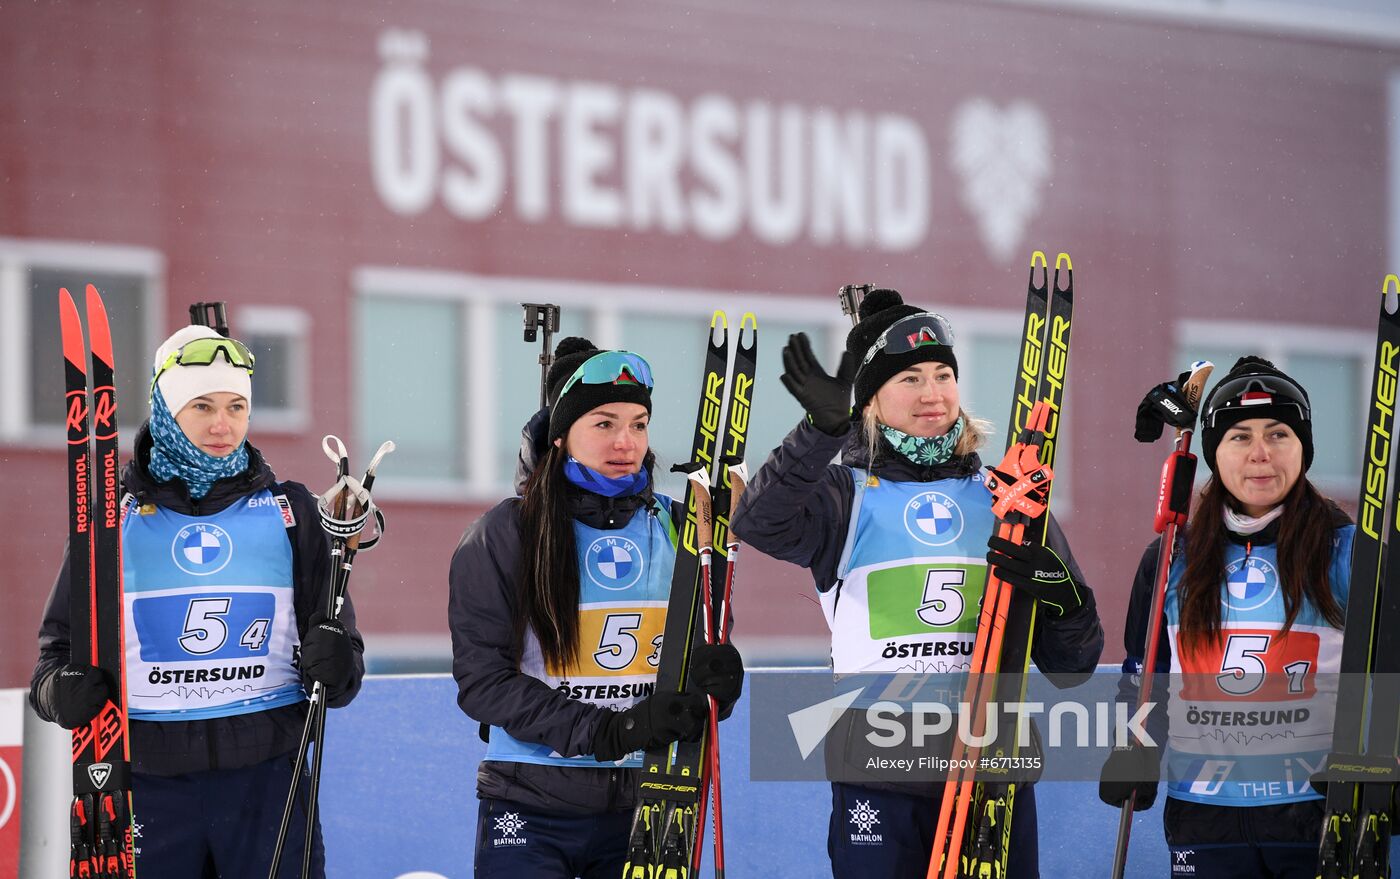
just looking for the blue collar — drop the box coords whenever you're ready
[564,458,649,498]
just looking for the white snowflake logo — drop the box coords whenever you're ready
[949,98,1052,264]
[131,821,143,839]
[849,799,881,834]
[494,811,527,838]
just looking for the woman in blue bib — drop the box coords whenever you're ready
[731,289,1104,879]
[1102,357,1351,879]
[30,323,364,877]
[449,337,743,879]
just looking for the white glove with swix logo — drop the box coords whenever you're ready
[986,534,1085,618]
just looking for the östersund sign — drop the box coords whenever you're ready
[368,29,930,252]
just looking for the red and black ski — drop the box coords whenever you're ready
[61,285,135,879]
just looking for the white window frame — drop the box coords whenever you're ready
[354,267,1054,505]
[1176,319,1373,496]
[0,237,165,447]
[238,305,311,433]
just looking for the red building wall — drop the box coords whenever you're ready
[0,0,1392,686]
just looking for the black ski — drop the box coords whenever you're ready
[1317,275,1400,879]
[624,311,730,879]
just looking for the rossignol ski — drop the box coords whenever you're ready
[61,285,136,879]
[268,435,393,879]
[1316,275,1400,879]
[624,310,754,879]
[929,251,1074,879]
[1109,359,1214,879]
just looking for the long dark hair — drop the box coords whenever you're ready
[515,442,656,675]
[1177,474,1345,659]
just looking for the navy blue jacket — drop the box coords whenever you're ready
[30,423,365,776]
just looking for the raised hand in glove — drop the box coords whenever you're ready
[300,611,356,693]
[1099,745,1161,810]
[780,333,857,436]
[987,534,1085,617]
[1134,370,1198,443]
[39,663,112,729]
[689,643,744,718]
[590,689,711,762]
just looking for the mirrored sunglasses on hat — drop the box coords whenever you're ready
[860,312,956,367]
[150,337,255,392]
[559,350,654,398]
[1203,372,1310,428]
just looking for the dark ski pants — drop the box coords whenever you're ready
[1163,797,1324,879]
[133,754,324,878]
[474,797,631,879]
[828,781,1040,879]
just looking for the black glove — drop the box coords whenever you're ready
[1098,745,1161,810]
[300,612,355,692]
[987,534,1085,617]
[689,643,744,716]
[42,664,112,730]
[1134,371,1197,443]
[590,690,710,762]
[780,333,857,436]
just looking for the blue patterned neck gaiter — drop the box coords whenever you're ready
[879,416,964,467]
[563,458,650,498]
[147,387,249,499]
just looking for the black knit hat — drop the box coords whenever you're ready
[546,337,654,441]
[1200,356,1313,473]
[847,288,959,411]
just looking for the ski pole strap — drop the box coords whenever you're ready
[985,443,1052,520]
[317,435,393,550]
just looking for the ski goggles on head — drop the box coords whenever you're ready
[1202,372,1310,429]
[150,337,256,389]
[861,312,956,367]
[558,350,654,398]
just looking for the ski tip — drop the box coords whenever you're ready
[740,311,757,332]
[1030,251,1048,268]
[59,288,87,367]
[84,285,113,362]
[710,310,729,331]
[1384,274,1400,314]
[1055,252,1073,271]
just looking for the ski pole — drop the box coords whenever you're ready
[522,302,560,409]
[1109,361,1213,879]
[269,436,393,879]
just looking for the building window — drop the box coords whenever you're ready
[354,288,469,491]
[1176,322,1371,495]
[239,306,310,433]
[0,239,163,445]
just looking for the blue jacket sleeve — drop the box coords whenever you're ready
[730,419,854,591]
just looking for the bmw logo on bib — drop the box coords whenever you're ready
[903,491,963,547]
[172,523,234,576]
[1223,555,1278,611]
[586,536,644,591]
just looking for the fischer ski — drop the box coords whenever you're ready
[928,251,1074,879]
[624,310,754,879]
[1316,274,1400,879]
[700,313,756,879]
[61,285,136,879]
[1109,359,1214,879]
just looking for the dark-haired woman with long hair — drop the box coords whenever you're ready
[1100,356,1352,879]
[449,337,743,879]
